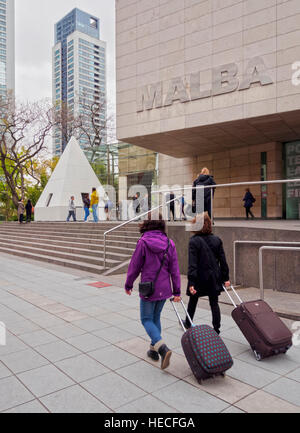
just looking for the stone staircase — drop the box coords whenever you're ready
[0,222,141,275]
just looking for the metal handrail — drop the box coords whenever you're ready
[233,241,300,286]
[103,178,300,269]
[259,246,300,300]
[103,196,183,268]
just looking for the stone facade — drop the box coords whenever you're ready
[116,0,300,218]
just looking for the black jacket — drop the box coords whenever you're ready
[192,175,216,202]
[243,192,256,209]
[187,234,230,298]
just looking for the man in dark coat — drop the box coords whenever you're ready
[184,213,230,334]
[166,192,176,221]
[25,200,32,223]
[192,168,216,218]
[243,188,256,219]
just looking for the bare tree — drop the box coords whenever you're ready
[0,94,54,207]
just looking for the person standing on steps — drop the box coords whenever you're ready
[90,188,99,223]
[25,199,33,223]
[192,168,216,218]
[83,194,90,222]
[184,212,231,335]
[243,188,256,220]
[17,199,25,224]
[124,216,181,370]
[67,196,77,222]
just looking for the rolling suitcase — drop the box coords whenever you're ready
[170,298,233,383]
[223,285,293,361]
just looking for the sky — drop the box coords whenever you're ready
[15,0,116,108]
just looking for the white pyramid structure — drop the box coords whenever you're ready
[35,137,105,221]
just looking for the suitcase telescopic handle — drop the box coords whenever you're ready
[170,298,195,332]
[223,285,243,308]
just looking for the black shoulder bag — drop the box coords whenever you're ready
[139,239,170,299]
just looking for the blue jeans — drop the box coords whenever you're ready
[140,299,166,346]
[92,204,98,222]
[84,207,90,221]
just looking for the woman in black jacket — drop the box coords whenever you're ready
[192,168,216,218]
[184,212,230,334]
[243,188,256,220]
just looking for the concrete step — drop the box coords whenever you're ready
[0,241,118,267]
[0,234,136,255]
[0,237,132,261]
[0,222,140,232]
[0,232,138,249]
[0,246,106,275]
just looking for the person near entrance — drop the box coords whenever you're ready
[83,194,90,222]
[67,196,76,222]
[90,188,99,223]
[243,188,256,220]
[166,192,176,221]
[192,168,216,218]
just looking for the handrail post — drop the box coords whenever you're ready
[259,247,264,300]
[233,241,237,286]
[104,233,107,269]
[211,188,214,225]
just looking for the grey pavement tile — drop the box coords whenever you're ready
[98,313,134,327]
[6,319,41,336]
[47,323,86,340]
[35,340,81,363]
[0,361,12,379]
[222,327,250,345]
[117,361,179,393]
[235,389,300,413]
[17,364,75,398]
[227,359,280,388]
[55,354,109,382]
[79,305,111,317]
[161,331,182,351]
[1,348,49,374]
[220,338,249,357]
[263,377,300,407]
[116,395,179,413]
[285,346,300,364]
[82,372,147,410]
[40,385,111,413]
[92,326,136,344]
[89,346,140,370]
[116,321,147,337]
[66,333,110,352]
[19,329,59,348]
[0,333,28,357]
[72,317,111,332]
[152,380,229,413]
[30,315,66,329]
[0,376,35,412]
[287,367,300,383]
[221,406,246,414]
[4,400,49,413]
[118,308,141,321]
[236,350,299,376]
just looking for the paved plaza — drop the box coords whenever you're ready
[0,253,300,414]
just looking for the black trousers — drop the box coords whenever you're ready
[67,211,76,222]
[186,294,221,332]
[245,207,254,219]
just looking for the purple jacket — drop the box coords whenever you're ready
[125,231,181,301]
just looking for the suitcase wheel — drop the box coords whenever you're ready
[254,350,262,361]
[220,372,226,378]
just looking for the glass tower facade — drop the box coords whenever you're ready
[0,0,15,99]
[53,8,106,156]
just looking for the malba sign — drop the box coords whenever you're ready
[137,57,273,112]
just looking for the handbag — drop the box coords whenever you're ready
[139,239,170,299]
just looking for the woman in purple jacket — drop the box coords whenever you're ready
[125,217,181,370]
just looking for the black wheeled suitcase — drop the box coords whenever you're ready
[170,299,233,383]
[223,285,293,361]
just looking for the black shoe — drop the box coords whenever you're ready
[158,344,172,370]
[214,329,221,335]
[147,349,159,362]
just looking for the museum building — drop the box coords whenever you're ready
[116,0,300,219]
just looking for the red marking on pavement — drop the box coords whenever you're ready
[88,282,112,288]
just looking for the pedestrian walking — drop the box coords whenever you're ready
[104,198,114,221]
[181,196,187,221]
[243,188,256,220]
[83,194,90,222]
[133,193,141,218]
[25,199,33,223]
[67,196,77,222]
[183,212,231,335]
[192,168,216,218]
[90,188,99,223]
[125,216,181,370]
[17,199,25,224]
[166,192,176,221]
